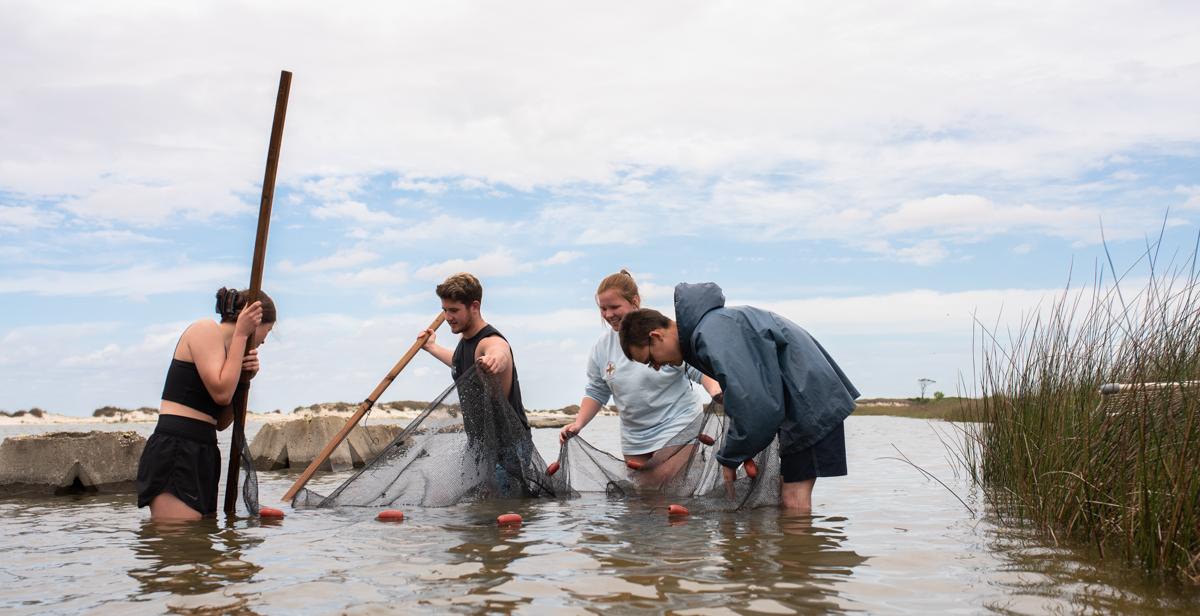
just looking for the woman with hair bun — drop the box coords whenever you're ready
[559,270,720,466]
[135,288,277,520]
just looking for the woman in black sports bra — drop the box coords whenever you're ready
[136,287,277,520]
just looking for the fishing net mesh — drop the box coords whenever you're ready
[292,365,779,511]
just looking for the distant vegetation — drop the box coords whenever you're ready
[855,397,972,421]
[92,406,156,417]
[961,241,1200,584]
[0,408,46,418]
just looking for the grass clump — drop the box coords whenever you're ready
[963,235,1200,584]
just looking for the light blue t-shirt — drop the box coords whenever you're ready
[584,328,704,455]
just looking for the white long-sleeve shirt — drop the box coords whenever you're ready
[584,328,703,455]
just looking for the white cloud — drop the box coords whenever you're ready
[329,262,409,287]
[892,239,950,266]
[374,215,517,243]
[302,176,366,201]
[392,177,448,194]
[279,246,379,273]
[0,205,61,230]
[414,248,534,281]
[0,263,242,297]
[3,2,1196,222]
[57,181,253,226]
[311,200,400,225]
[747,287,1063,336]
[542,250,583,266]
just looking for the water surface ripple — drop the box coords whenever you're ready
[2,416,1197,614]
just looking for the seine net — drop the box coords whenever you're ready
[293,365,779,511]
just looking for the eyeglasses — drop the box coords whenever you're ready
[642,337,662,370]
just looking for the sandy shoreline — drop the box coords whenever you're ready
[0,407,589,427]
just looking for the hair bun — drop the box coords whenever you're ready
[215,287,241,320]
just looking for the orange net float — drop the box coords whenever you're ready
[497,513,523,526]
[667,504,690,517]
[625,459,644,471]
[258,506,285,518]
[546,461,560,476]
[697,434,715,446]
[743,459,759,479]
[376,510,405,522]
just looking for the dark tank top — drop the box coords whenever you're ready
[451,324,528,428]
[161,358,226,418]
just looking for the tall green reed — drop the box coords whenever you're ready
[964,233,1200,583]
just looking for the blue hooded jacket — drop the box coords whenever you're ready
[674,282,859,468]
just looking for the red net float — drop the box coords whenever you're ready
[697,434,715,446]
[625,459,644,471]
[258,506,285,518]
[376,510,405,522]
[667,504,690,517]
[743,459,759,479]
[497,513,523,526]
[546,461,560,476]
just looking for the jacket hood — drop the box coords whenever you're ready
[674,282,726,356]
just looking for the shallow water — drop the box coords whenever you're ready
[2,416,1197,614]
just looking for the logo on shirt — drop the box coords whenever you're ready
[605,361,616,379]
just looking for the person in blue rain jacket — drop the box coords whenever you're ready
[618,282,858,511]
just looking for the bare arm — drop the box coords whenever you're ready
[560,396,604,443]
[474,336,511,375]
[701,375,723,401]
[188,303,261,406]
[420,328,454,368]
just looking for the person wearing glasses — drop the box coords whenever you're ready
[617,282,858,512]
[558,270,721,470]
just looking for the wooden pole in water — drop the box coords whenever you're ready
[224,70,292,515]
[280,313,445,503]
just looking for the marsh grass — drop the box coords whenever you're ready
[962,232,1200,584]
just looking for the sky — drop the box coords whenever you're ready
[2,1,1199,416]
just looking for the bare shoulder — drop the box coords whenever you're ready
[475,334,511,356]
[179,320,222,359]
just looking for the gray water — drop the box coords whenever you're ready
[2,415,1197,614]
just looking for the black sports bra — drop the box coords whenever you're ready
[161,358,226,418]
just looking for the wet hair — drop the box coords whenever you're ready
[215,287,277,324]
[596,269,640,307]
[436,272,483,306]
[618,308,672,358]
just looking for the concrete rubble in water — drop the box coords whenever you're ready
[0,431,145,494]
[248,416,405,472]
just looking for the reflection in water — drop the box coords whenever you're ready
[129,518,263,599]
[5,417,1200,614]
[714,510,869,613]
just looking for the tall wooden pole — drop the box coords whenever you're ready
[224,70,292,515]
[280,313,445,503]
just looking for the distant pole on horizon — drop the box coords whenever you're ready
[224,70,292,516]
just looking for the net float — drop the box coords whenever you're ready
[497,513,523,526]
[667,504,690,517]
[258,506,285,518]
[546,461,560,476]
[744,459,759,479]
[697,434,715,446]
[626,459,644,471]
[376,509,405,522]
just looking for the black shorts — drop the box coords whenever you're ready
[136,414,221,515]
[780,421,847,483]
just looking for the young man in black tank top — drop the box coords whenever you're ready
[419,272,529,429]
[418,273,535,498]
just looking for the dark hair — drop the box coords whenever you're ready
[596,269,639,306]
[436,272,483,305]
[216,287,277,324]
[618,308,672,358]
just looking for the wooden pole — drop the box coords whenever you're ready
[224,70,292,515]
[280,313,445,503]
